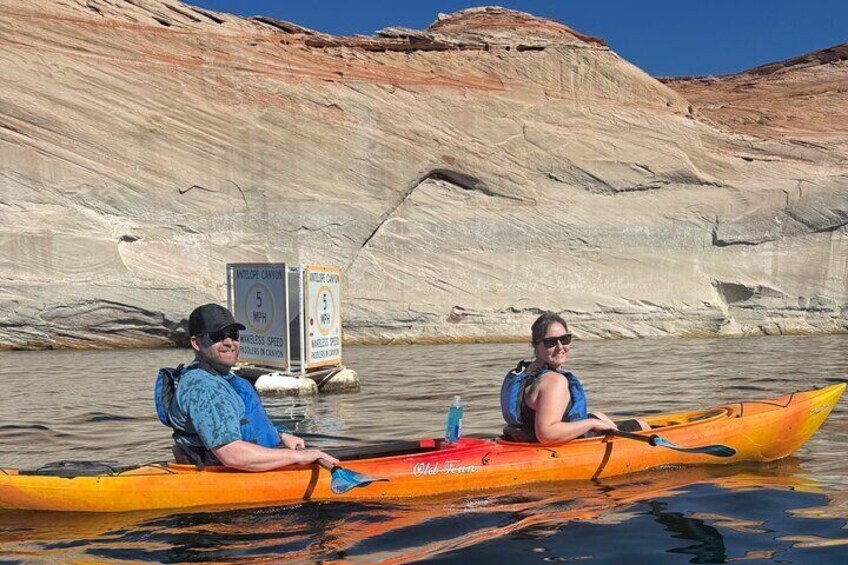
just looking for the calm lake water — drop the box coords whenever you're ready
[1,334,846,564]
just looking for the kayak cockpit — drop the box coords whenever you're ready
[17,460,156,478]
[642,407,729,429]
[498,407,732,447]
[328,439,440,461]
[328,437,496,462]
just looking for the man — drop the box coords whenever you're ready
[156,303,338,471]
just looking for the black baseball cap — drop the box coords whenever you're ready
[188,303,246,336]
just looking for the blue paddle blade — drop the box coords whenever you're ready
[329,467,388,494]
[653,436,737,458]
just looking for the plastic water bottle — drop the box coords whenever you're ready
[444,395,463,444]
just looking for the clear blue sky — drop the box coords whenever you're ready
[191,1,846,77]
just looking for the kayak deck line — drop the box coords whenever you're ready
[0,383,844,513]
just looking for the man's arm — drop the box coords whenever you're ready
[213,441,338,472]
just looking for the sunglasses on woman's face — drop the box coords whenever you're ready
[541,334,572,348]
[205,327,241,343]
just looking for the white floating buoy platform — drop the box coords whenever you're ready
[314,367,360,393]
[254,372,318,396]
[236,364,360,396]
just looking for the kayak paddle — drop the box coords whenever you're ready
[298,431,369,442]
[275,425,366,443]
[609,429,736,458]
[316,458,388,494]
[289,436,389,494]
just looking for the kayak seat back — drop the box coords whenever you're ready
[172,444,206,469]
[502,425,535,443]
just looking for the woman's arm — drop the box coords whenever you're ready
[531,373,617,444]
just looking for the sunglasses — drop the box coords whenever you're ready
[540,334,572,348]
[204,327,241,343]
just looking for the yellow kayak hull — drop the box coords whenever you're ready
[0,383,843,512]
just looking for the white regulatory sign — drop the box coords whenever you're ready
[305,265,342,368]
[229,263,289,369]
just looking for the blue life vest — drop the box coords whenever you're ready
[154,363,281,450]
[500,360,588,428]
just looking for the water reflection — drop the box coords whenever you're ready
[2,462,844,564]
[649,500,728,564]
[424,467,846,565]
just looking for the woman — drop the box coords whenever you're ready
[500,312,649,444]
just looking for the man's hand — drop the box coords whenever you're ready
[279,432,305,450]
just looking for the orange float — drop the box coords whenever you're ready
[0,383,843,513]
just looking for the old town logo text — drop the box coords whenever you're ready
[412,461,478,477]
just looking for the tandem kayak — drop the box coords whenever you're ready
[0,383,843,513]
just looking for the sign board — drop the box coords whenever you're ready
[304,265,342,368]
[227,263,289,369]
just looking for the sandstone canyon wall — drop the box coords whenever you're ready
[0,0,846,349]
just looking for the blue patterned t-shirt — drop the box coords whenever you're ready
[173,370,245,450]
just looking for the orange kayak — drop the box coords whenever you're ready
[0,383,843,513]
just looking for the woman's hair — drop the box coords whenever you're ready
[531,312,569,345]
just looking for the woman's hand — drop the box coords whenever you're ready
[588,411,617,427]
[586,418,618,433]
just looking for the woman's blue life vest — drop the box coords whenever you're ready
[154,363,282,451]
[500,360,588,428]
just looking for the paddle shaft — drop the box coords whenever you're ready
[608,429,736,457]
[316,457,339,472]
[298,431,369,443]
[609,429,659,445]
